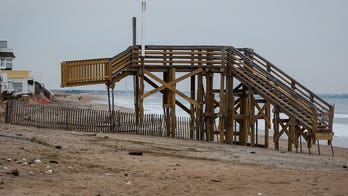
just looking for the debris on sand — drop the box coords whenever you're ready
[44,169,53,174]
[10,169,19,176]
[31,137,61,149]
[33,159,41,164]
[128,152,143,156]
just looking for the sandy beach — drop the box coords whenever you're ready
[0,124,347,196]
[53,93,134,112]
[1,94,348,195]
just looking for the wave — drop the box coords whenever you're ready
[335,114,348,119]
[333,123,348,137]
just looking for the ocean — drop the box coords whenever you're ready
[92,92,348,148]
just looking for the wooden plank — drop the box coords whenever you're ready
[190,72,195,139]
[315,133,333,140]
[226,74,234,144]
[205,72,214,141]
[250,90,255,147]
[169,67,176,138]
[219,73,225,143]
[144,69,200,108]
[141,68,203,99]
[264,102,270,148]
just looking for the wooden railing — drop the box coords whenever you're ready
[61,58,110,87]
[110,46,133,82]
[238,48,334,131]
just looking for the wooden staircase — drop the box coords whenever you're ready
[61,45,334,149]
[233,48,334,138]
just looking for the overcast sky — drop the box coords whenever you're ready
[0,0,347,93]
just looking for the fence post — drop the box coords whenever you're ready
[5,101,10,123]
[65,107,69,131]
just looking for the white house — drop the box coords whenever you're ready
[0,71,34,95]
[0,41,15,70]
[0,41,35,95]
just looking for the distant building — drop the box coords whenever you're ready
[0,41,15,70]
[0,41,35,95]
[0,70,33,95]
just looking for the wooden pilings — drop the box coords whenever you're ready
[59,39,334,153]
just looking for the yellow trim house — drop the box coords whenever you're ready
[0,70,33,94]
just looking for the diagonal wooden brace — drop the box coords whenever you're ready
[143,69,201,108]
[141,68,203,99]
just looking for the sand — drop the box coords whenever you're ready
[53,93,133,112]
[0,94,348,195]
[0,124,347,196]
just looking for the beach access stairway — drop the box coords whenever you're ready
[61,45,334,139]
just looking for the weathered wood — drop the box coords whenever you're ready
[169,67,176,138]
[141,68,203,99]
[205,72,214,142]
[190,73,195,139]
[144,69,200,108]
[273,106,280,150]
[132,17,136,47]
[218,73,226,144]
[196,70,203,140]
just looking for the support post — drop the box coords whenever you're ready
[249,90,255,147]
[205,72,214,141]
[169,67,176,138]
[190,74,196,139]
[139,56,145,123]
[264,102,270,148]
[288,117,296,152]
[163,71,170,137]
[240,86,249,145]
[196,50,203,140]
[107,87,111,114]
[219,73,226,143]
[111,86,115,132]
[132,17,136,47]
[226,74,234,144]
[133,73,140,124]
[273,106,280,150]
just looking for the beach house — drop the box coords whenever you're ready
[0,41,34,95]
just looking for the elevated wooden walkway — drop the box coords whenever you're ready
[61,44,334,153]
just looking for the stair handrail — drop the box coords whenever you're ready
[109,46,133,82]
[240,48,332,110]
[237,47,334,130]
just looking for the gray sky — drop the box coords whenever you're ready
[0,0,347,93]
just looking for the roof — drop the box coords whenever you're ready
[0,52,15,58]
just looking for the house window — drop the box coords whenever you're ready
[6,63,12,70]
[0,59,4,68]
[13,82,23,93]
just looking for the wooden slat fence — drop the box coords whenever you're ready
[5,101,194,140]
